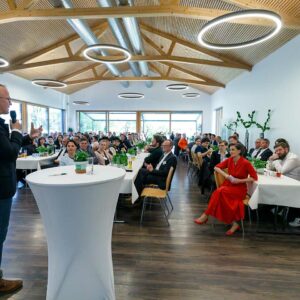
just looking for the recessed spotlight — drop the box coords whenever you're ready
[72,101,90,105]
[118,93,144,99]
[83,44,131,64]
[197,9,282,50]
[183,93,200,98]
[0,57,9,68]
[166,84,189,91]
[32,79,67,88]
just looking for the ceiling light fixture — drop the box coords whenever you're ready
[32,79,67,89]
[118,93,144,99]
[166,84,189,91]
[197,9,282,50]
[182,93,201,98]
[0,57,9,68]
[83,44,132,64]
[72,101,90,106]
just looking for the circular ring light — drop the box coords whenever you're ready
[166,84,189,91]
[0,57,9,68]
[183,93,201,98]
[118,93,144,99]
[73,101,90,106]
[83,44,131,64]
[32,79,67,89]
[197,9,282,50]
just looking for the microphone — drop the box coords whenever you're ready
[10,110,17,124]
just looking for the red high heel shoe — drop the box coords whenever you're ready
[225,226,240,236]
[194,218,208,225]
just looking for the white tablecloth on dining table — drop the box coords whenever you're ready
[16,154,57,170]
[248,174,300,209]
[119,152,149,203]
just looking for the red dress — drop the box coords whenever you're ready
[205,157,258,224]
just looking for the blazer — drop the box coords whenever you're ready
[209,150,230,173]
[144,146,163,168]
[151,152,177,189]
[0,118,31,199]
[258,148,273,161]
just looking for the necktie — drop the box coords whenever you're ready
[254,149,262,158]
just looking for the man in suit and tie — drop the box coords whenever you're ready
[135,139,177,196]
[249,138,262,158]
[256,138,273,161]
[0,84,42,295]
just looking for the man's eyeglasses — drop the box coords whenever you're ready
[0,96,12,102]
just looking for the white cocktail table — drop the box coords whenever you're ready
[26,165,126,300]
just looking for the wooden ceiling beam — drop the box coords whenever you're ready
[7,0,17,10]
[8,54,251,72]
[0,6,299,29]
[148,62,164,77]
[11,22,107,65]
[141,23,252,71]
[57,63,99,82]
[142,34,225,87]
[65,76,222,87]
[19,0,39,9]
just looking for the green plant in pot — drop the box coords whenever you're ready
[36,146,48,157]
[249,158,267,174]
[74,151,89,174]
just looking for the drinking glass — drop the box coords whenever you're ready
[87,157,94,175]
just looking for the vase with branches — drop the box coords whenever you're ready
[254,109,271,138]
[236,111,256,150]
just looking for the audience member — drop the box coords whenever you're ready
[256,138,273,161]
[95,139,112,165]
[194,143,257,235]
[144,134,164,169]
[58,140,77,166]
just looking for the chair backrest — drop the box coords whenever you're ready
[191,151,202,168]
[214,168,228,188]
[165,166,175,191]
[196,152,203,168]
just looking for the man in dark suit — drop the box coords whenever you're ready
[255,138,273,161]
[144,134,163,169]
[0,84,42,295]
[249,138,262,158]
[209,140,230,173]
[135,139,177,196]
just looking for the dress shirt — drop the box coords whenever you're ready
[267,152,300,180]
[251,148,261,158]
[256,148,267,159]
[155,151,172,170]
[219,151,229,162]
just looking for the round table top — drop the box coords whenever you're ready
[26,165,126,187]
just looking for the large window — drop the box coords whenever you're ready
[214,107,223,136]
[49,107,63,133]
[171,112,202,137]
[79,112,107,132]
[27,104,48,134]
[141,113,170,137]
[109,112,136,133]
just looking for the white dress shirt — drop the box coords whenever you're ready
[155,151,172,170]
[267,152,300,180]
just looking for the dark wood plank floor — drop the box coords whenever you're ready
[1,161,300,300]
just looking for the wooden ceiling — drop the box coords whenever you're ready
[0,0,299,95]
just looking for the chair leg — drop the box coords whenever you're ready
[160,199,170,226]
[248,206,252,225]
[163,198,170,215]
[140,197,147,225]
[167,194,174,211]
[241,219,245,240]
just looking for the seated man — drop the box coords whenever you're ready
[195,137,213,163]
[79,137,98,163]
[135,139,177,196]
[209,140,229,174]
[256,138,273,161]
[144,134,163,169]
[267,141,300,227]
[249,138,262,158]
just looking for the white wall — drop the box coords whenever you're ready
[0,73,67,109]
[68,80,212,132]
[211,35,300,156]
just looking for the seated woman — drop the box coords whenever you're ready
[58,140,77,166]
[194,143,258,235]
[95,139,112,165]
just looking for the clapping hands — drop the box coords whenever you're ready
[29,122,43,139]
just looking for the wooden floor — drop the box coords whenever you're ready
[2,161,300,300]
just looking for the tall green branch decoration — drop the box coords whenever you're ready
[236,111,256,129]
[255,109,271,133]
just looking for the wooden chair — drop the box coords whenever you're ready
[214,169,252,239]
[140,167,175,226]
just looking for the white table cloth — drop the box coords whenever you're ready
[26,165,126,300]
[16,154,57,170]
[119,152,149,203]
[248,174,300,209]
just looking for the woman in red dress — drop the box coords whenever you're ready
[194,143,258,235]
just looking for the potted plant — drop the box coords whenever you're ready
[74,151,89,174]
[236,111,256,150]
[249,158,267,174]
[36,146,48,157]
[254,109,271,138]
